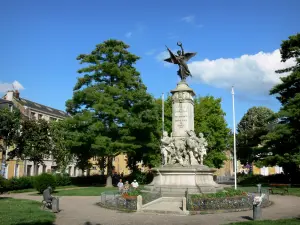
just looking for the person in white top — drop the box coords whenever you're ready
[117,179,124,193]
[131,180,139,189]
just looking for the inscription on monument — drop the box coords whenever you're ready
[174,106,188,129]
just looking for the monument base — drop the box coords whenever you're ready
[144,165,223,196]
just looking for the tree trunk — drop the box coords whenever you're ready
[1,141,7,178]
[106,156,113,187]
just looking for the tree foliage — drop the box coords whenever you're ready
[0,108,20,176]
[258,33,300,179]
[12,119,52,175]
[194,96,230,168]
[49,120,73,173]
[66,39,160,175]
[236,106,275,165]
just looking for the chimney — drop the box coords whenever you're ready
[14,90,20,99]
[5,90,14,101]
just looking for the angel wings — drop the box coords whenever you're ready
[164,44,197,81]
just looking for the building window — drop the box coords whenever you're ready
[14,164,19,177]
[73,167,77,176]
[38,114,43,120]
[68,166,72,176]
[51,166,57,173]
[27,165,32,176]
[50,117,56,121]
[43,165,46,173]
[31,112,36,120]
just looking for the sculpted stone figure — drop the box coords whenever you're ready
[160,131,174,165]
[198,133,208,165]
[186,130,200,165]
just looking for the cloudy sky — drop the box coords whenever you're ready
[0,0,299,127]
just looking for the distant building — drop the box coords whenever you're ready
[0,90,80,179]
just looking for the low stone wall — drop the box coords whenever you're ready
[187,194,270,212]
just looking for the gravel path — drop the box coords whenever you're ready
[2,192,300,225]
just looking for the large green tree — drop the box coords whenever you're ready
[66,40,160,185]
[194,96,230,168]
[0,108,20,177]
[236,106,275,165]
[259,33,300,179]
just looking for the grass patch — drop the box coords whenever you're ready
[228,218,300,225]
[237,186,300,197]
[0,197,55,225]
[30,186,117,196]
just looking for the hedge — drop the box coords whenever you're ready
[0,174,108,193]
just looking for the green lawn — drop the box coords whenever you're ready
[0,197,55,225]
[30,186,118,196]
[228,218,300,225]
[237,186,300,197]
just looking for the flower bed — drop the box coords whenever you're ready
[187,188,270,211]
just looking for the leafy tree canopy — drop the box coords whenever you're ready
[236,106,275,165]
[194,96,231,168]
[258,33,300,179]
[66,39,160,172]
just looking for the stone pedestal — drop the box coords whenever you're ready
[145,165,222,196]
[171,81,195,138]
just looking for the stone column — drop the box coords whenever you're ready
[171,81,196,138]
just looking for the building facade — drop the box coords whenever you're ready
[0,90,81,179]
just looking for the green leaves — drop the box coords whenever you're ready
[236,106,275,165]
[194,96,230,168]
[0,108,20,147]
[66,39,160,171]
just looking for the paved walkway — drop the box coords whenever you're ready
[2,192,300,225]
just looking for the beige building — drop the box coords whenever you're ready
[1,90,80,179]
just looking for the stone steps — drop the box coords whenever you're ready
[141,197,188,215]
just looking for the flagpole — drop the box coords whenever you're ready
[162,93,164,134]
[232,86,237,190]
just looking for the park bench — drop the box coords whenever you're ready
[268,183,289,195]
[42,187,53,209]
[42,187,60,212]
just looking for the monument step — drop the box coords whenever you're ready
[141,198,187,215]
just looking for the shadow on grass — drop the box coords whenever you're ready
[83,222,102,225]
[0,197,12,200]
[241,216,253,221]
[14,222,54,225]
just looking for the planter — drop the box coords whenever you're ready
[122,194,137,200]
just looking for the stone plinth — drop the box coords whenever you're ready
[145,165,222,196]
[171,81,195,138]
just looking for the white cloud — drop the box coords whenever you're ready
[125,32,132,38]
[187,49,295,96]
[0,80,24,93]
[181,15,195,23]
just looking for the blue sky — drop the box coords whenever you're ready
[0,0,299,128]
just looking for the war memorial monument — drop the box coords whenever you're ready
[146,42,222,195]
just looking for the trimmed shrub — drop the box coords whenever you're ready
[0,176,8,193]
[70,175,106,186]
[34,173,56,193]
[6,176,34,191]
[55,173,71,186]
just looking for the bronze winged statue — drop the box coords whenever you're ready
[164,42,197,81]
